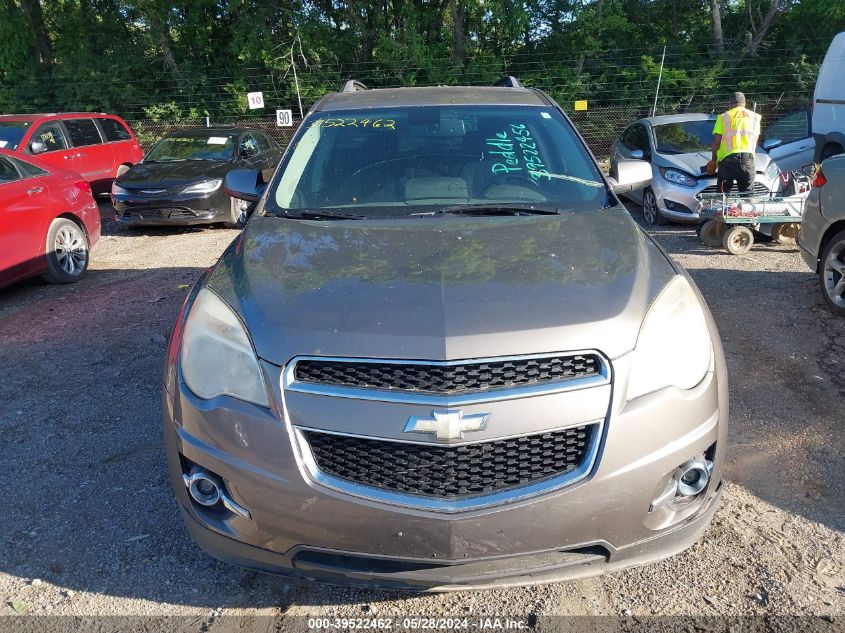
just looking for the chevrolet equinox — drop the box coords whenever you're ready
[163,78,728,590]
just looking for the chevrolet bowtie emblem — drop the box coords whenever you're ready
[404,409,491,440]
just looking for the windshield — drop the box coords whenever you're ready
[145,134,236,162]
[265,106,607,218]
[652,120,714,154]
[0,121,31,151]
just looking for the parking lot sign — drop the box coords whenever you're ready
[247,92,265,109]
[276,109,293,127]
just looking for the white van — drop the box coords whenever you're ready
[813,31,845,162]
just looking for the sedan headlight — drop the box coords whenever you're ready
[660,168,697,187]
[180,288,269,406]
[183,179,222,195]
[111,182,129,196]
[627,276,713,400]
[765,160,780,181]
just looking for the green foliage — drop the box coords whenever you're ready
[2,0,842,119]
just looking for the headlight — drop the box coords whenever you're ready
[765,161,780,181]
[111,182,128,196]
[180,288,269,406]
[183,178,222,195]
[627,276,713,400]
[660,168,697,187]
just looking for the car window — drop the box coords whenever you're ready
[622,124,649,153]
[240,133,259,156]
[267,105,607,218]
[764,110,810,144]
[0,121,31,151]
[145,134,236,162]
[64,119,103,147]
[98,118,132,142]
[32,122,70,152]
[0,156,22,182]
[10,156,48,178]
[653,120,715,154]
[254,133,271,151]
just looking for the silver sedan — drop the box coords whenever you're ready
[611,114,781,226]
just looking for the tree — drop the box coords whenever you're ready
[17,0,53,69]
[710,0,723,53]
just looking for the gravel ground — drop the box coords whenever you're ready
[0,202,843,628]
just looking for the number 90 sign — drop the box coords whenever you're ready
[276,109,293,127]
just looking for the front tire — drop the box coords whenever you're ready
[641,188,663,226]
[42,218,89,283]
[819,229,845,316]
[224,196,253,229]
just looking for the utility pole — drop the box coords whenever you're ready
[652,46,667,117]
[290,34,305,119]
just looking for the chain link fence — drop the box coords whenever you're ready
[126,95,809,161]
[126,116,302,153]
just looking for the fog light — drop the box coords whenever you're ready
[182,465,253,520]
[650,454,714,511]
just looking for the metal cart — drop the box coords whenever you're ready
[696,192,809,255]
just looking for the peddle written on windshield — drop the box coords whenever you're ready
[485,123,551,181]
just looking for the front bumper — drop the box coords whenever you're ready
[112,189,229,226]
[163,348,728,590]
[652,173,776,223]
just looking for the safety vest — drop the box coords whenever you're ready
[716,106,761,163]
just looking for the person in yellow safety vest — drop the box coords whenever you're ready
[707,92,762,193]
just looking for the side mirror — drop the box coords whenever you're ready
[30,141,48,155]
[608,159,653,195]
[630,149,645,160]
[224,169,264,203]
[762,138,782,151]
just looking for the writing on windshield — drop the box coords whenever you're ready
[485,123,551,180]
[313,118,397,130]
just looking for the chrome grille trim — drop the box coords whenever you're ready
[292,420,603,513]
[283,351,611,405]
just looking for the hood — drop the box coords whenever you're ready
[207,207,677,365]
[656,150,771,175]
[117,160,232,188]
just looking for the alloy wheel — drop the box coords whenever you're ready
[823,240,845,308]
[55,224,88,276]
[643,191,658,225]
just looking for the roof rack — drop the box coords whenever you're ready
[342,79,368,93]
[494,76,523,88]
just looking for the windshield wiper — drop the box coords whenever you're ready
[281,210,366,221]
[412,204,563,217]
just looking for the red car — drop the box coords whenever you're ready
[0,149,101,289]
[0,112,143,194]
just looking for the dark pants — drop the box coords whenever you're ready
[716,153,755,193]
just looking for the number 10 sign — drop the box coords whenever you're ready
[247,92,264,109]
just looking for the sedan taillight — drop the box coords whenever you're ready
[813,169,827,188]
[74,180,91,193]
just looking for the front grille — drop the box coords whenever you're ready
[124,185,185,197]
[125,208,196,219]
[293,355,601,395]
[699,182,770,196]
[303,425,595,499]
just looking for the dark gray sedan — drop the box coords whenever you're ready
[112,127,281,228]
[163,80,728,590]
